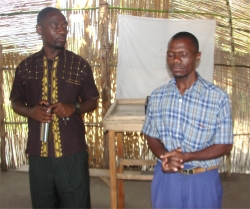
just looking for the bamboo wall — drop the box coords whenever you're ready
[1,0,249,173]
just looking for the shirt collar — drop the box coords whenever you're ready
[40,48,66,60]
[170,72,205,96]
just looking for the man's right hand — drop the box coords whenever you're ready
[160,147,184,173]
[146,136,184,173]
[11,100,53,123]
[31,100,53,123]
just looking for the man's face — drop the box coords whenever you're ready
[37,11,68,49]
[166,37,201,79]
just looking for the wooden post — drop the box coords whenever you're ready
[109,130,117,208]
[99,0,111,168]
[166,0,169,18]
[117,132,124,208]
[0,45,8,171]
[225,0,235,176]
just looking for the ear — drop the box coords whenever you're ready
[36,25,42,35]
[196,52,201,61]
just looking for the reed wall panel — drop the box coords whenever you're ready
[1,0,249,173]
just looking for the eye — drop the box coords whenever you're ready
[167,53,174,58]
[51,22,59,29]
[180,52,188,58]
[50,22,68,31]
[62,23,68,29]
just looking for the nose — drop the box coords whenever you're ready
[57,25,68,34]
[173,54,181,63]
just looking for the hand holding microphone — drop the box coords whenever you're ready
[40,103,52,142]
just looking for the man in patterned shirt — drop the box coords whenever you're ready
[10,7,99,208]
[142,31,233,209]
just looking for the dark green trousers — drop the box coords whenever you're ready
[29,151,91,208]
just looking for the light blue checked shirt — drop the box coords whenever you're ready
[142,73,233,168]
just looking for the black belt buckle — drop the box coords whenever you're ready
[182,169,194,175]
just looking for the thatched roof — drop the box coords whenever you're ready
[0,0,250,55]
[0,0,56,54]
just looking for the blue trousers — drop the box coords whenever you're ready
[29,151,91,208]
[151,162,222,209]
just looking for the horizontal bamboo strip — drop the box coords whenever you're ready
[1,7,250,21]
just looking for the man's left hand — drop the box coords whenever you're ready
[161,147,184,172]
[49,102,75,118]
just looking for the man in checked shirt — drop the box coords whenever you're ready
[142,31,233,209]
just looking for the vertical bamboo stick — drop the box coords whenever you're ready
[225,0,236,177]
[0,45,8,171]
[99,0,111,168]
[166,0,169,18]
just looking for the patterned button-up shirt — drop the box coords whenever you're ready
[10,48,99,157]
[142,73,233,168]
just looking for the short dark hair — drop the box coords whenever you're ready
[170,31,199,52]
[37,7,62,24]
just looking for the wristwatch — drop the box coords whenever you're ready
[73,102,81,114]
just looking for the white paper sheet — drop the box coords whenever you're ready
[116,15,216,99]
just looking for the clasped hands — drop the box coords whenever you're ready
[160,147,185,173]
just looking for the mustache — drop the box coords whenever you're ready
[170,64,184,68]
[56,35,67,39]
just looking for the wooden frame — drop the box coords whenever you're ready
[103,99,146,132]
[103,98,156,209]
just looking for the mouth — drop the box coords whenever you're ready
[171,65,184,71]
[56,36,66,42]
[54,36,66,48]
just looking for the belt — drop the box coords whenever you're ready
[178,166,218,175]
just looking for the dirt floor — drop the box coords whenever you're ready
[0,169,249,209]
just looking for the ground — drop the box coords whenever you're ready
[0,169,249,209]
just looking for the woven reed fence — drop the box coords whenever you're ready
[0,0,249,173]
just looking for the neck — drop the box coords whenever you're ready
[176,73,198,95]
[43,47,63,60]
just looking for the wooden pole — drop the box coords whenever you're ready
[225,0,235,176]
[117,132,124,208]
[0,44,8,171]
[99,0,111,168]
[109,130,117,208]
[166,0,169,18]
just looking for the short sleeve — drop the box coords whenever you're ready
[79,61,99,101]
[214,95,233,144]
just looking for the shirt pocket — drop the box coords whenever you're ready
[56,78,81,103]
[65,78,81,86]
[57,65,83,85]
[182,119,216,149]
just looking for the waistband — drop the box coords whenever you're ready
[178,166,218,175]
